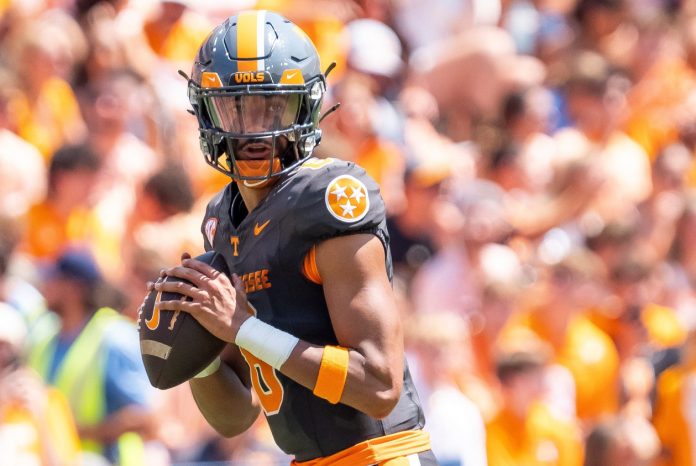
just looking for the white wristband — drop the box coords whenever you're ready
[235,316,299,370]
[193,356,221,378]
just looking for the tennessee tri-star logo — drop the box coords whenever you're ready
[324,175,369,223]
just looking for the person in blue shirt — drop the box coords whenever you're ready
[30,249,156,465]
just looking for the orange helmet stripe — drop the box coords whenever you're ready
[237,10,266,72]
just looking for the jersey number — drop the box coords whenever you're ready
[240,349,284,415]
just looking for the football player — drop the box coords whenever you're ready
[153,10,439,465]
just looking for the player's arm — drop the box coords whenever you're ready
[280,233,403,418]
[189,344,261,437]
[156,234,403,418]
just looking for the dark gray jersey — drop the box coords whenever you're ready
[200,158,425,461]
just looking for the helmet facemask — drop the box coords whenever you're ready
[189,77,325,187]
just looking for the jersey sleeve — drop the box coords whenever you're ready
[291,160,387,242]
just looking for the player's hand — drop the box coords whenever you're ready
[154,254,250,343]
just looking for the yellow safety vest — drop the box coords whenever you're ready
[28,307,145,466]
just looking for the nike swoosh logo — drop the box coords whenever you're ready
[254,220,271,236]
[286,71,297,80]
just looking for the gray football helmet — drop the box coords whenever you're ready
[187,10,327,184]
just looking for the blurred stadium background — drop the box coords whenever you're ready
[2,0,696,465]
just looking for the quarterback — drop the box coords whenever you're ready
[153,10,438,465]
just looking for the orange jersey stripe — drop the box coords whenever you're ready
[291,430,431,466]
[302,245,322,284]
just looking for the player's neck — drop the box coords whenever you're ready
[237,183,274,212]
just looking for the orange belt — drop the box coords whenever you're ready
[291,430,431,466]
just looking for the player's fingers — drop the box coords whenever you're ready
[163,265,208,288]
[182,258,226,281]
[180,251,192,262]
[156,298,200,315]
[154,278,206,301]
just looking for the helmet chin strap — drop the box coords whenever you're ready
[236,158,282,189]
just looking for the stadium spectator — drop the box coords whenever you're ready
[0,305,82,466]
[0,70,46,219]
[0,215,48,340]
[118,165,195,291]
[410,179,515,317]
[28,249,158,465]
[5,12,87,158]
[486,343,584,466]
[556,50,652,225]
[407,312,487,466]
[21,144,102,263]
[142,0,212,65]
[506,250,621,423]
[465,280,521,421]
[79,69,163,276]
[584,415,660,466]
[386,159,450,279]
[653,329,696,466]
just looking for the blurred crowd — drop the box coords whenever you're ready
[3,0,696,465]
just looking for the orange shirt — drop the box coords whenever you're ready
[653,366,696,466]
[0,388,80,465]
[512,312,621,421]
[21,201,100,261]
[625,57,696,160]
[461,332,504,422]
[486,403,583,466]
[144,13,211,63]
[254,0,348,82]
[354,138,404,187]
[13,78,84,159]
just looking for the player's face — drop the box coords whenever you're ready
[206,93,300,159]
[234,135,288,161]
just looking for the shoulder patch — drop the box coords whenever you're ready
[324,175,370,223]
[204,217,218,246]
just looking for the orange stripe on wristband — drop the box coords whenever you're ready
[313,345,349,404]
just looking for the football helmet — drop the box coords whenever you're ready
[187,10,326,187]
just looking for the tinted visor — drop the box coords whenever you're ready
[205,94,301,134]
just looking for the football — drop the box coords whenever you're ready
[138,251,229,389]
